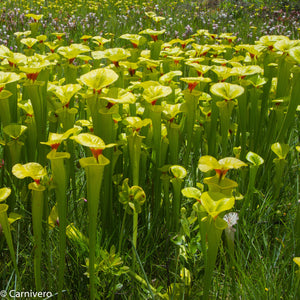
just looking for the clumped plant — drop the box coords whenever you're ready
[0,187,19,279]
[0,1,299,299]
[12,162,48,291]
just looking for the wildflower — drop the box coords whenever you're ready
[223,212,239,232]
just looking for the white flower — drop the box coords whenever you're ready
[223,212,239,231]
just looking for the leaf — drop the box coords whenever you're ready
[8,212,22,225]
[0,188,11,202]
[48,203,58,229]
[271,142,289,159]
[71,133,106,149]
[100,87,136,104]
[50,83,82,105]
[170,165,187,179]
[79,156,110,168]
[28,182,46,191]
[289,46,300,64]
[258,35,289,47]
[25,13,43,21]
[198,156,247,173]
[19,55,51,76]
[124,117,151,131]
[92,36,111,46]
[186,63,211,75]
[3,124,27,139]
[66,223,89,247]
[0,71,21,87]
[0,203,8,214]
[20,38,38,48]
[215,217,228,230]
[211,66,233,81]
[120,34,147,47]
[218,157,247,170]
[47,151,71,160]
[91,50,106,60]
[139,28,165,37]
[18,100,33,115]
[42,127,81,148]
[104,48,131,62]
[181,187,201,200]
[0,90,13,99]
[119,178,146,214]
[12,163,47,180]
[198,156,219,172]
[79,68,118,91]
[57,43,90,59]
[210,82,244,100]
[181,77,211,84]
[246,151,264,166]
[0,45,12,58]
[200,191,235,219]
[159,71,182,85]
[162,103,184,120]
[142,85,172,104]
[294,257,300,267]
[231,65,263,77]
[203,175,238,191]
[130,186,146,213]
[247,74,268,88]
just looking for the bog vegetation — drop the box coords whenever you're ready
[0,0,300,299]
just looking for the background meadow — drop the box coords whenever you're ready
[0,0,300,299]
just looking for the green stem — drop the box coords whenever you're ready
[255,64,275,152]
[295,149,300,255]
[203,218,223,300]
[118,210,127,254]
[295,203,300,256]
[128,270,166,299]
[98,112,115,233]
[237,90,247,159]
[0,204,19,280]
[240,165,258,218]
[277,72,300,142]
[0,92,12,127]
[182,90,199,166]
[150,107,162,215]
[248,88,260,150]
[150,40,163,60]
[58,108,77,131]
[276,55,292,98]
[168,123,180,165]
[80,156,109,300]
[31,189,44,291]
[132,212,138,269]
[64,63,78,84]
[127,132,143,269]
[7,141,23,168]
[208,95,219,157]
[163,175,171,230]
[218,100,234,157]
[25,117,37,162]
[67,140,77,217]
[6,82,18,124]
[273,159,287,199]
[127,133,143,186]
[170,178,183,232]
[23,81,47,165]
[47,151,70,300]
